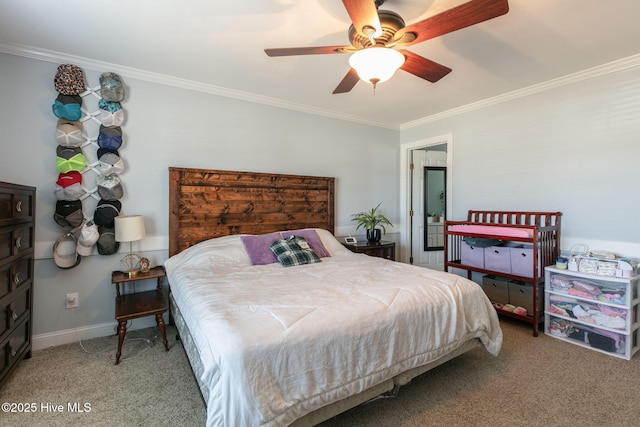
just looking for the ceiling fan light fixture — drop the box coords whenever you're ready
[348,47,405,88]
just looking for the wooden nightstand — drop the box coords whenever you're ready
[342,240,395,261]
[111,266,169,365]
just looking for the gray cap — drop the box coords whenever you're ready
[97,227,120,255]
[54,200,84,228]
[96,174,123,201]
[100,72,125,102]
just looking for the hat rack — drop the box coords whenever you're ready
[52,64,126,266]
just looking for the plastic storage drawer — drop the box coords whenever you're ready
[586,328,625,354]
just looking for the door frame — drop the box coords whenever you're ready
[398,134,453,264]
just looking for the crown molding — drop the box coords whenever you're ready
[400,53,640,130]
[0,42,399,130]
[3,41,638,132]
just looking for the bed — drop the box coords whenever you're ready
[165,167,503,426]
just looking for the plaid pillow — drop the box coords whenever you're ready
[269,236,321,267]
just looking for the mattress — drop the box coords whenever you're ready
[164,229,502,426]
[449,224,534,238]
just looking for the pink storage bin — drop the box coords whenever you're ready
[484,246,511,274]
[461,243,485,268]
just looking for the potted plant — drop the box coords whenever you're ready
[351,202,393,242]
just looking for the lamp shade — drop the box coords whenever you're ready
[348,47,406,86]
[114,215,146,242]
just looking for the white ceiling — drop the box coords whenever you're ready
[2,0,640,129]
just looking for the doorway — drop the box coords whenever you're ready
[398,134,453,267]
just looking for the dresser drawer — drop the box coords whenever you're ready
[0,256,31,302]
[0,285,31,342]
[0,317,31,382]
[0,185,35,227]
[0,225,34,266]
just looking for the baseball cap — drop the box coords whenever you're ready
[52,94,82,121]
[53,200,84,228]
[56,146,86,173]
[95,148,124,175]
[100,72,125,102]
[76,221,99,256]
[97,125,123,150]
[96,173,123,201]
[96,227,119,255]
[54,64,85,95]
[53,232,82,269]
[98,98,124,127]
[54,171,84,200]
[55,119,84,147]
[94,199,121,227]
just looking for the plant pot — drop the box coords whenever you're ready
[366,229,381,243]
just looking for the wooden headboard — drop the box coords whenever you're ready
[168,167,335,256]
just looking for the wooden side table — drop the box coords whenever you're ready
[342,240,396,261]
[111,266,169,365]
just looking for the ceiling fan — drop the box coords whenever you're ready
[265,0,509,94]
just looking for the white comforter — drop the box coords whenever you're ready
[164,230,502,427]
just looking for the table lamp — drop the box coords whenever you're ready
[114,215,146,277]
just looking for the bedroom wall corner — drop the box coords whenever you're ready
[0,51,402,343]
[397,62,640,259]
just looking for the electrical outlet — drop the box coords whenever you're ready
[66,293,78,309]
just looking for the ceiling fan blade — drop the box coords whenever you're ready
[399,50,452,83]
[265,46,352,57]
[398,0,509,46]
[342,0,382,38]
[333,68,360,94]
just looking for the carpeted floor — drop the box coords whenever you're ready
[1,319,638,426]
[0,326,206,427]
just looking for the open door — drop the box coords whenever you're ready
[409,148,447,269]
[400,134,452,265]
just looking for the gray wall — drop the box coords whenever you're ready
[401,65,640,257]
[0,52,399,347]
[3,49,640,348]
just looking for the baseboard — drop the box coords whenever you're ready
[32,317,159,350]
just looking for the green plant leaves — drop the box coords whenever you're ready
[351,202,393,233]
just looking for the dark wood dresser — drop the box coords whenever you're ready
[0,182,35,387]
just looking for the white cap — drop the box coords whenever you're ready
[54,232,81,268]
[77,222,99,256]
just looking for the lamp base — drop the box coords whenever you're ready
[121,253,143,278]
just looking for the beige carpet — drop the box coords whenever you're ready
[1,319,638,426]
[0,326,206,427]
